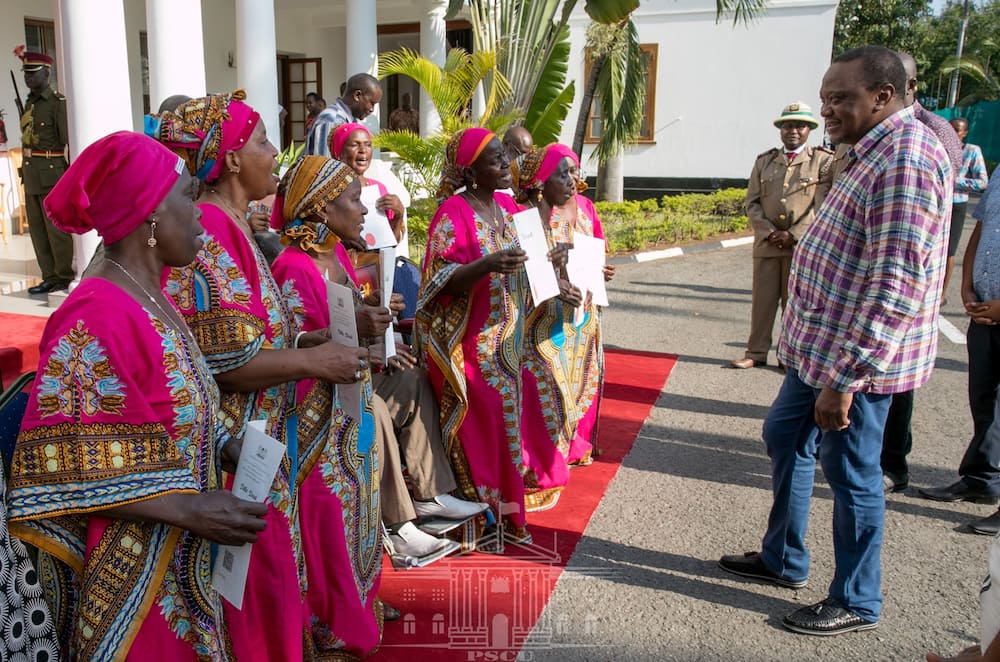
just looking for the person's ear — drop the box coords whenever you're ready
[225,150,241,175]
[873,84,894,111]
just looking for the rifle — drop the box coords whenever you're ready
[10,70,24,118]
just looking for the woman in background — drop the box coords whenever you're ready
[416,128,535,546]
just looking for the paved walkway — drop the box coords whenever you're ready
[528,224,984,660]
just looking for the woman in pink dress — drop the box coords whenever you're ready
[514,144,613,473]
[148,91,364,661]
[416,128,538,545]
[8,131,267,660]
[268,155,384,658]
[329,122,406,247]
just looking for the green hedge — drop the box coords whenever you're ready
[597,188,748,253]
[404,188,750,258]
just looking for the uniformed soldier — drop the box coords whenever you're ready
[731,102,832,369]
[16,48,74,294]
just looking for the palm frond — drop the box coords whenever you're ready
[590,20,646,164]
[374,129,451,198]
[584,0,639,23]
[523,24,572,137]
[444,0,466,21]
[715,0,769,26]
[526,82,576,145]
[940,55,1000,97]
[484,109,526,136]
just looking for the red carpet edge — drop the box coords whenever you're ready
[373,347,677,661]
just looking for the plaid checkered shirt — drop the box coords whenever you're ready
[777,105,953,394]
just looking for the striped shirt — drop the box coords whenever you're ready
[777,105,952,394]
[305,98,355,157]
[954,142,989,204]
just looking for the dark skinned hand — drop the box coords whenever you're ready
[557,278,583,307]
[305,341,371,384]
[180,491,268,545]
[482,248,528,274]
[357,304,393,337]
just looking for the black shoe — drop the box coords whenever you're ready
[782,599,878,636]
[970,510,1000,536]
[718,551,807,589]
[28,280,56,295]
[882,471,908,493]
[27,279,70,295]
[918,480,999,504]
[381,601,401,622]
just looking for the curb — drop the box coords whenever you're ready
[608,235,754,265]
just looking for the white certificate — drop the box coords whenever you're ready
[212,420,285,609]
[380,248,397,362]
[327,280,362,421]
[360,185,398,249]
[511,208,560,304]
[571,234,609,307]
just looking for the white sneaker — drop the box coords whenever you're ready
[414,494,490,520]
[388,521,453,558]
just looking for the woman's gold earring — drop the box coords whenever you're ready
[148,221,158,248]
[536,190,543,202]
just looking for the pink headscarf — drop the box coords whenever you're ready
[44,131,184,245]
[456,127,494,168]
[330,122,370,160]
[436,127,497,202]
[145,90,260,183]
[548,143,580,168]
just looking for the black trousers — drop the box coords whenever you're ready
[881,390,914,479]
[958,322,1000,492]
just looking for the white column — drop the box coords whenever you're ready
[55,0,133,285]
[419,0,447,137]
[346,0,378,76]
[346,0,380,136]
[146,0,206,110]
[235,0,280,147]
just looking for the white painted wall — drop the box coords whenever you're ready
[0,0,840,240]
[560,0,839,181]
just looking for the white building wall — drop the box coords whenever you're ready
[560,0,839,183]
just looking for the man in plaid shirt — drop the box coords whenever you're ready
[720,45,952,636]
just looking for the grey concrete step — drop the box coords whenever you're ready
[0,271,41,295]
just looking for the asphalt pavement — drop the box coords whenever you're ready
[527,217,987,661]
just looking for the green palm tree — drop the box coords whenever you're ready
[374,47,516,197]
[940,52,1000,105]
[449,0,640,145]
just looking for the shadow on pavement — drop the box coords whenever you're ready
[628,281,752,297]
[622,427,987,526]
[554,535,803,618]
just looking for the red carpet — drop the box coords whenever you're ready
[0,312,49,388]
[373,347,677,660]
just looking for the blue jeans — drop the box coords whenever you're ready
[760,371,891,622]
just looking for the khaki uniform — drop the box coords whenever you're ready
[828,142,853,182]
[743,145,833,361]
[20,86,73,283]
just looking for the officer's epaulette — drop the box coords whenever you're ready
[54,92,66,101]
[813,145,834,154]
[757,147,780,159]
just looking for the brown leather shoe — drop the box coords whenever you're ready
[730,358,765,369]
